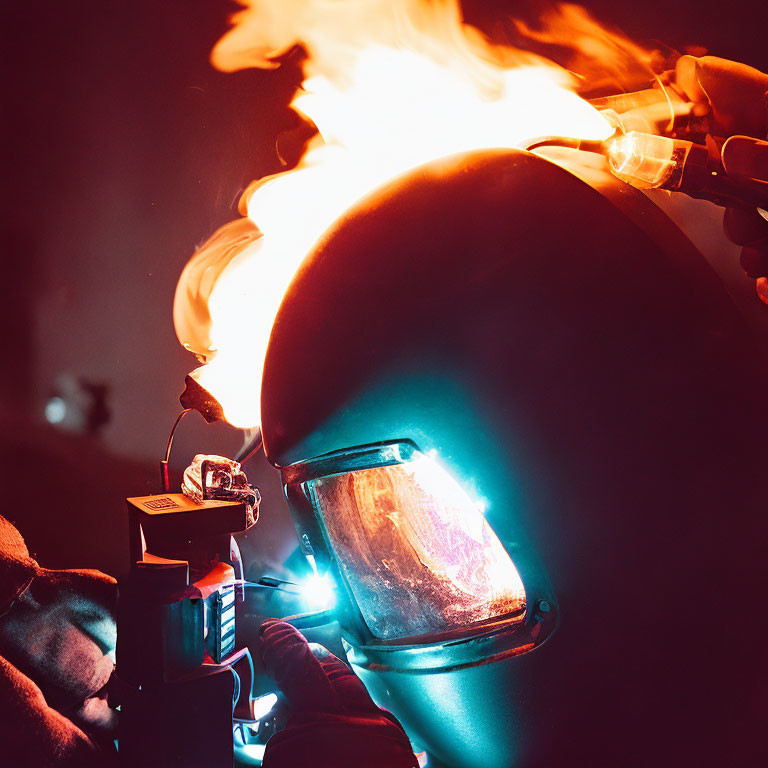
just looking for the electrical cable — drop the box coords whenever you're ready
[160,408,192,492]
[523,136,581,151]
[523,136,605,153]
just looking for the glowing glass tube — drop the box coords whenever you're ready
[604,131,691,190]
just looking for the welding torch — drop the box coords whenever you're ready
[525,105,768,218]
[524,56,768,218]
[526,127,768,214]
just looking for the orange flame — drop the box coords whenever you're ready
[174,1,656,428]
[510,3,663,95]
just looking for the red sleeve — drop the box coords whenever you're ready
[0,655,108,768]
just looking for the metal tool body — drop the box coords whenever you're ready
[588,80,768,212]
[116,493,257,767]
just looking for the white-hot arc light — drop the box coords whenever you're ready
[300,573,336,608]
[174,0,621,428]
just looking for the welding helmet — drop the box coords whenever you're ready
[260,149,768,767]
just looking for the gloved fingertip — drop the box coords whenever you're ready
[258,621,341,712]
[740,246,768,278]
[722,136,768,183]
[723,206,768,246]
[756,277,768,305]
[312,651,382,713]
[693,58,720,107]
[674,54,696,87]
[259,621,309,661]
[257,618,279,637]
[675,55,709,106]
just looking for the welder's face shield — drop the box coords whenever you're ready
[282,442,527,642]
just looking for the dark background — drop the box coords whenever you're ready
[2,0,766,577]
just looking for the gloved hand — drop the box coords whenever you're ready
[258,619,419,768]
[674,55,768,303]
[0,568,117,734]
[0,515,117,766]
[674,55,768,138]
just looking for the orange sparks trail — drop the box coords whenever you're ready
[173,1,662,428]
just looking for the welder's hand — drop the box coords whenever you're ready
[0,568,118,741]
[674,56,768,302]
[674,55,768,138]
[258,620,419,768]
[723,204,768,304]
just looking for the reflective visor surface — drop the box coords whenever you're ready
[306,451,526,640]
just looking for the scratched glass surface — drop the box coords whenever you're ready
[310,454,525,639]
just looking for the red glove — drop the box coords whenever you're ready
[258,620,419,768]
[674,55,768,138]
[0,515,117,766]
[674,55,768,303]
[0,655,107,768]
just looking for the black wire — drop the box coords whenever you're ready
[523,136,582,152]
[523,136,606,154]
[164,408,193,464]
[159,408,193,492]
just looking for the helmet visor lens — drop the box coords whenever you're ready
[305,451,526,640]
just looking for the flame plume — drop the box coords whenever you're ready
[174,1,657,428]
